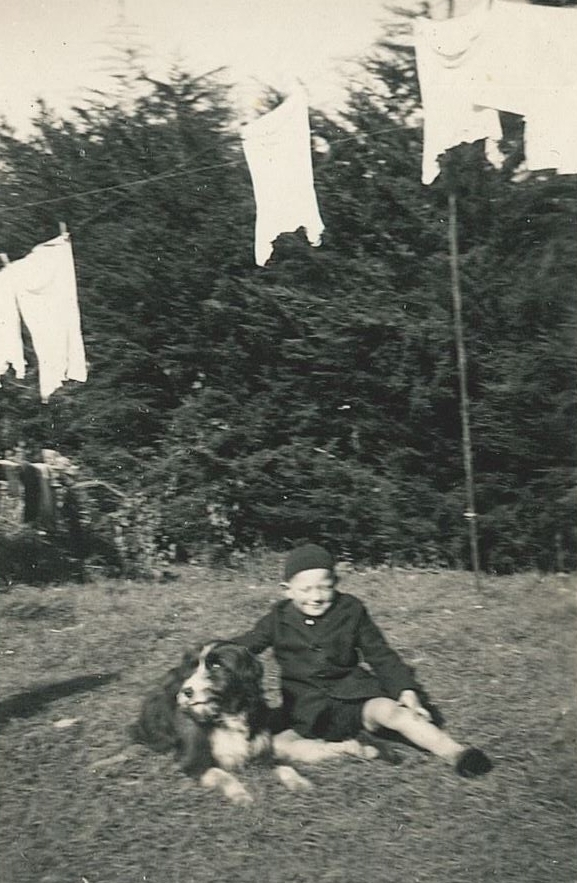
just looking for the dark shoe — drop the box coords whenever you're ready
[456,747,493,778]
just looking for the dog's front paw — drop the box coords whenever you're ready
[201,767,254,804]
[275,765,314,792]
[226,783,254,805]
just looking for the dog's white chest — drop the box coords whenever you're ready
[209,716,271,771]
[210,717,251,771]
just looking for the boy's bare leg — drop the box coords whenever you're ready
[362,698,492,776]
[273,728,378,763]
[362,697,462,759]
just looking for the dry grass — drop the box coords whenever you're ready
[0,559,575,883]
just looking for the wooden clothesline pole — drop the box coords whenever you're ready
[447,192,481,588]
[445,0,482,589]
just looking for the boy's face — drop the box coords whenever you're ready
[285,568,336,617]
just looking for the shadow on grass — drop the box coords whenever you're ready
[0,672,120,730]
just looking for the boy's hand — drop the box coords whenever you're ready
[398,690,432,722]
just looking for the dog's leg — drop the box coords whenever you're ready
[175,711,213,774]
[273,729,379,764]
[200,767,253,805]
[274,765,313,792]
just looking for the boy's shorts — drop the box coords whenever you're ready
[270,697,366,742]
[310,697,366,741]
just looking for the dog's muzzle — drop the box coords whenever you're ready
[177,670,218,719]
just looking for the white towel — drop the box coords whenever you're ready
[0,262,26,383]
[14,234,87,402]
[242,87,325,266]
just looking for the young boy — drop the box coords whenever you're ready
[233,543,492,777]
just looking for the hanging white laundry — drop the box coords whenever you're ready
[466,0,537,118]
[472,2,577,113]
[510,4,577,176]
[415,0,577,182]
[414,2,504,186]
[524,87,577,175]
[470,1,577,175]
[241,86,325,267]
[14,234,87,402]
[0,262,26,384]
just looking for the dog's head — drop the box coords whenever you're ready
[176,642,264,722]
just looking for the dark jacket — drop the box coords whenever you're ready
[233,591,418,737]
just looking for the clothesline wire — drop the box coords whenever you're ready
[0,158,248,213]
[0,119,417,216]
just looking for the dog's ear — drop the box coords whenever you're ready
[235,646,264,685]
[160,663,187,697]
[179,647,203,675]
[158,649,199,696]
[181,649,197,667]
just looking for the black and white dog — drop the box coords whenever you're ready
[131,641,377,804]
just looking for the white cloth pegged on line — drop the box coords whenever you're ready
[414,1,504,186]
[241,86,325,267]
[0,261,26,384]
[14,234,87,402]
[414,0,577,182]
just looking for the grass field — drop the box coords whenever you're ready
[1,560,575,883]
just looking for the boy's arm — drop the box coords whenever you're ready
[357,605,420,700]
[231,610,274,655]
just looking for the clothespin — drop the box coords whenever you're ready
[58,221,69,239]
[0,253,9,267]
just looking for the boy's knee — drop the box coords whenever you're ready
[362,697,402,732]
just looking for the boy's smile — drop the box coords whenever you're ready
[285,567,336,618]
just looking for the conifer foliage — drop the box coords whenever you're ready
[0,37,574,578]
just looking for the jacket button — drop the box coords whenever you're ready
[304,619,316,626]
[312,644,322,652]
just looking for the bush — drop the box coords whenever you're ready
[0,458,168,585]
[0,527,84,586]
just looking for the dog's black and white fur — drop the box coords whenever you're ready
[131,641,378,803]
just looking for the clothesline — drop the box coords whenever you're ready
[3,1,575,393]
[0,121,417,216]
[1,109,412,399]
[0,105,425,399]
